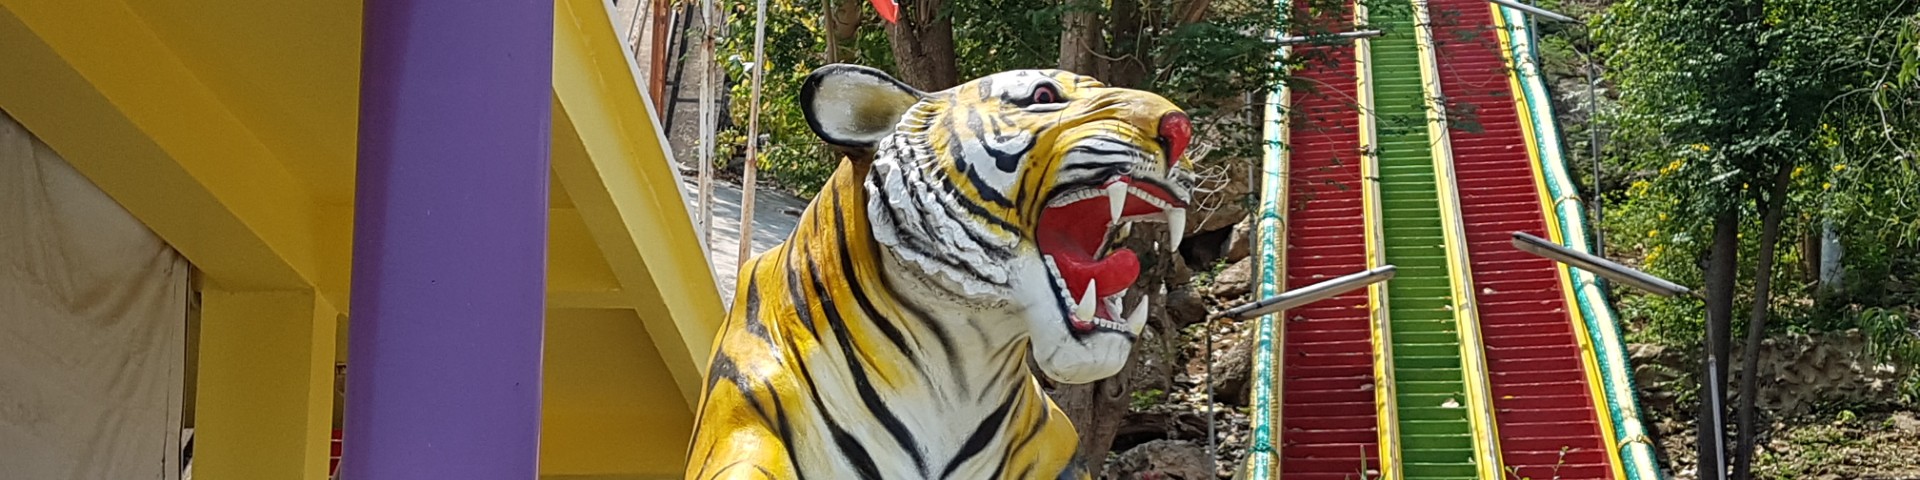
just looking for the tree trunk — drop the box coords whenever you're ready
[1699,202,1741,480]
[1171,0,1213,26]
[1800,227,1820,285]
[884,0,959,90]
[1732,165,1793,480]
[1057,0,1103,76]
[1105,0,1151,88]
[1147,0,1217,86]
[823,0,861,63]
[1052,370,1133,479]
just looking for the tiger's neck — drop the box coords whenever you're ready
[789,161,1033,404]
[745,160,1079,477]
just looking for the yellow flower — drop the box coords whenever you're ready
[1824,182,1834,190]
[1692,144,1711,152]
[1648,229,1659,238]
[1792,166,1805,178]
[1833,164,1847,172]
[1658,213,1669,221]
[1661,159,1686,175]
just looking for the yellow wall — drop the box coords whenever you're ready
[194,289,340,480]
[542,309,694,477]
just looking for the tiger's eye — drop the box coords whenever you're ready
[1028,84,1065,105]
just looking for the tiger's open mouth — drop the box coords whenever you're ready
[1037,175,1189,336]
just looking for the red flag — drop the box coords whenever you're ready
[869,0,898,23]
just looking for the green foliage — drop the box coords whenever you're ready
[949,0,1066,77]
[711,0,1359,195]
[717,0,892,196]
[1129,388,1166,410]
[1594,0,1920,377]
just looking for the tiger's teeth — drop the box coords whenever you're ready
[1166,208,1187,250]
[1126,296,1150,334]
[1075,279,1098,320]
[1106,181,1128,223]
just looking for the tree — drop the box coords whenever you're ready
[884,0,959,89]
[1598,0,1920,476]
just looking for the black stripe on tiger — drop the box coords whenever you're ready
[827,191,926,370]
[785,267,823,343]
[786,336,883,480]
[940,386,1019,479]
[933,176,1024,240]
[872,281,968,396]
[763,378,807,480]
[809,266,929,475]
[740,276,777,353]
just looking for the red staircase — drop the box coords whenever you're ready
[1277,5,1381,478]
[331,429,343,477]
[1428,1,1614,478]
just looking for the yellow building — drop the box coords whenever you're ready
[0,0,721,479]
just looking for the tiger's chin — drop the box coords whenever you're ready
[1007,254,1142,385]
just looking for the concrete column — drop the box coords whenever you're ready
[343,0,553,477]
[194,289,340,480]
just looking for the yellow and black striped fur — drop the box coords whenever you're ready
[685,64,1194,480]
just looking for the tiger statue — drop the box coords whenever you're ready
[685,64,1194,480]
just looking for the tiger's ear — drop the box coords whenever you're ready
[800,64,924,150]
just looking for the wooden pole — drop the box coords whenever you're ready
[737,0,768,269]
[696,0,717,252]
[648,0,674,118]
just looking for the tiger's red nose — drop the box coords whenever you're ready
[1158,112,1191,167]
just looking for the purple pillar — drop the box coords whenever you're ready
[343,0,552,478]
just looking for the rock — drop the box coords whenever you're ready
[1207,327,1253,406]
[1630,330,1914,424]
[1116,409,1211,442]
[1891,412,1920,433]
[1166,284,1211,329]
[1222,219,1253,264]
[1209,257,1254,299]
[1106,440,1212,480]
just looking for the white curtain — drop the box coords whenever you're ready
[0,110,188,480]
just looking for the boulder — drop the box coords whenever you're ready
[1222,219,1253,264]
[1206,326,1253,406]
[1106,440,1212,480]
[1208,257,1254,300]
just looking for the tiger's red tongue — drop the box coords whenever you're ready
[1053,249,1137,301]
[1037,200,1137,304]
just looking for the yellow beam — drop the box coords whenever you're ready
[1410,0,1505,476]
[1351,2,1405,477]
[194,288,340,480]
[0,0,344,308]
[550,0,725,411]
[550,206,629,308]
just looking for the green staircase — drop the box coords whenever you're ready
[1367,5,1480,479]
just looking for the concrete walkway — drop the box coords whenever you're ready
[683,178,809,304]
